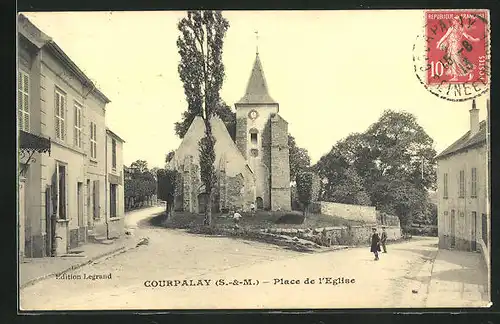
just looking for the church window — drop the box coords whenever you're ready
[251,133,257,144]
[249,128,259,145]
[250,149,259,157]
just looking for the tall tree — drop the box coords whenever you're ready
[177,10,229,226]
[288,134,311,182]
[295,171,321,217]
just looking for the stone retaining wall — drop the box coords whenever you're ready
[310,201,377,223]
[263,225,401,246]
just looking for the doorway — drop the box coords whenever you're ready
[77,182,84,226]
[256,197,263,210]
[110,184,117,218]
[86,179,91,227]
[58,164,67,220]
[471,211,477,251]
[19,178,26,258]
[450,210,456,248]
[45,185,55,257]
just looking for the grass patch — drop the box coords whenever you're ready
[163,210,365,230]
[145,210,368,253]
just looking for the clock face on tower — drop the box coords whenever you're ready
[248,109,259,120]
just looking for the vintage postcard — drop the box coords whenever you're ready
[17,10,491,311]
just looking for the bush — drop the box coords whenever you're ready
[410,225,438,237]
[275,212,305,224]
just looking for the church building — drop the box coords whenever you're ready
[168,52,291,213]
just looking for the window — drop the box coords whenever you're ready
[55,89,66,141]
[482,213,488,245]
[57,164,67,220]
[471,167,477,197]
[90,122,97,159]
[74,102,83,148]
[250,149,259,157]
[249,128,258,145]
[112,138,117,169]
[459,170,465,198]
[443,173,448,198]
[18,71,30,132]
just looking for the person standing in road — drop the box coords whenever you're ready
[381,226,388,253]
[370,227,381,261]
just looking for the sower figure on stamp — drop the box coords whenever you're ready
[370,227,381,261]
[381,226,387,253]
[436,15,480,81]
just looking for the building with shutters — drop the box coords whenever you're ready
[436,98,490,289]
[17,14,125,258]
[105,128,126,238]
[168,52,291,213]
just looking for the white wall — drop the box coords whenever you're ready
[38,47,107,253]
[437,145,487,249]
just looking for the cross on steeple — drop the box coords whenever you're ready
[255,30,259,55]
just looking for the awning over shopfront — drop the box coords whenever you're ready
[19,130,51,175]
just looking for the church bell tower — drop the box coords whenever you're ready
[234,48,291,211]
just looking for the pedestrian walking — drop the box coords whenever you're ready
[370,227,381,261]
[381,226,388,253]
[250,202,256,216]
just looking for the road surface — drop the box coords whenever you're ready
[20,208,439,310]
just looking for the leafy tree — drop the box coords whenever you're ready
[288,134,311,181]
[150,167,160,181]
[157,168,178,218]
[314,110,437,226]
[324,166,371,206]
[165,150,176,167]
[124,160,157,209]
[296,171,321,216]
[129,160,149,174]
[177,10,229,226]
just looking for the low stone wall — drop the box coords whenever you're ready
[310,201,376,223]
[263,225,401,246]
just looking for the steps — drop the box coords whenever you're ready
[87,229,116,245]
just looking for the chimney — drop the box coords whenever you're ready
[469,99,479,137]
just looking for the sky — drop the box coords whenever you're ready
[22,10,489,169]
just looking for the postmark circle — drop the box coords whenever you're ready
[413,10,490,102]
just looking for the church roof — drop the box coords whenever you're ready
[436,120,487,160]
[169,116,253,178]
[236,54,278,105]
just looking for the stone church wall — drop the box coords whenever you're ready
[270,114,291,211]
[235,116,248,159]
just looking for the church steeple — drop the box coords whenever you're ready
[236,53,277,105]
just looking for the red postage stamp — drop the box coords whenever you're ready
[425,10,489,86]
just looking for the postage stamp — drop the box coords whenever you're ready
[414,10,490,101]
[18,10,492,312]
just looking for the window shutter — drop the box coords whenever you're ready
[17,72,23,130]
[61,96,66,141]
[55,93,60,139]
[23,74,30,131]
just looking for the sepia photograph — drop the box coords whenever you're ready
[17,9,491,311]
